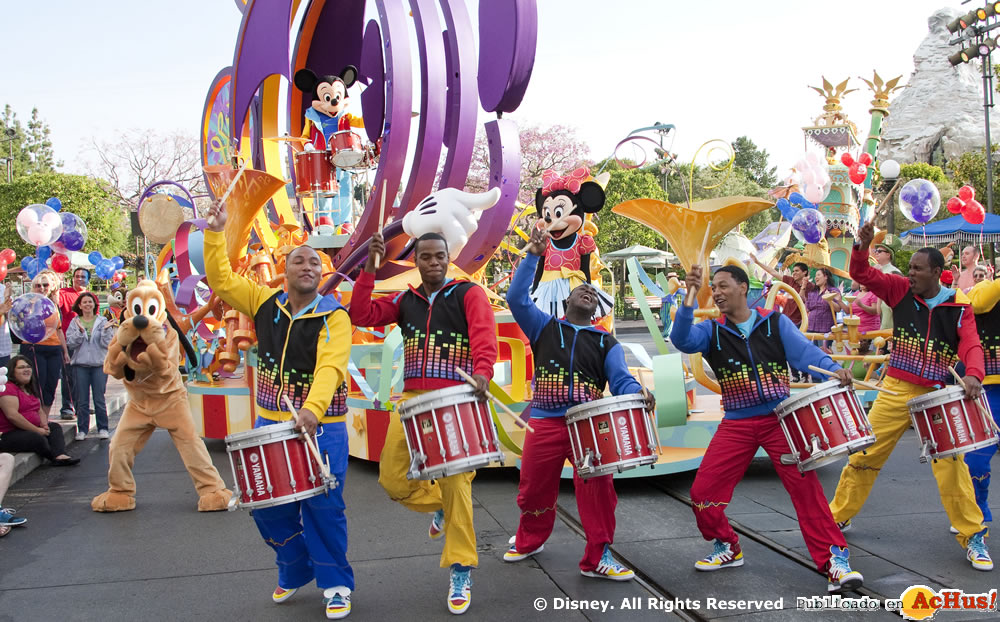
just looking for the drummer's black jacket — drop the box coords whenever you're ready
[508,253,642,418]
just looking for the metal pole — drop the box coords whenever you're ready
[983,47,996,266]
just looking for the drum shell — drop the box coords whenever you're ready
[225,421,327,509]
[908,386,999,460]
[565,394,659,478]
[775,380,874,471]
[294,149,338,196]
[399,385,504,480]
[330,131,366,168]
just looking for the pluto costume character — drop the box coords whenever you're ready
[91,280,231,512]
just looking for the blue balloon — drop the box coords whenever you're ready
[37,246,52,261]
[111,256,124,270]
[96,258,115,280]
[62,231,85,251]
[88,251,103,265]
[45,197,62,212]
[59,212,77,231]
[20,257,35,272]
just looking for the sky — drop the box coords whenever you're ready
[2,0,973,182]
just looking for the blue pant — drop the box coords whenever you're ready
[73,365,108,433]
[965,385,1000,522]
[250,418,354,591]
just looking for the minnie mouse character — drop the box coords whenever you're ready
[294,65,364,233]
[531,167,614,319]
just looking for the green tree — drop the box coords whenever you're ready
[732,136,777,188]
[0,173,130,260]
[948,149,999,209]
[592,165,667,253]
[1,105,62,180]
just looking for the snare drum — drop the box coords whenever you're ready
[908,386,999,462]
[398,385,504,480]
[566,393,660,478]
[330,130,366,169]
[225,421,335,510]
[294,149,338,197]
[776,380,874,472]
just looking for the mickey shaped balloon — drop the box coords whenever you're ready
[56,212,88,252]
[16,204,64,247]
[794,152,832,204]
[8,293,59,344]
[898,179,941,225]
[840,152,873,185]
[791,207,827,245]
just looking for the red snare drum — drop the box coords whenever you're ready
[330,130,366,169]
[566,394,660,478]
[294,149,338,197]
[398,385,504,480]
[776,380,875,472]
[908,386,999,462]
[225,421,336,510]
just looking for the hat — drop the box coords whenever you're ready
[873,243,894,258]
[667,271,678,278]
[940,270,954,286]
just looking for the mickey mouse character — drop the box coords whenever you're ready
[294,65,364,233]
[531,167,614,319]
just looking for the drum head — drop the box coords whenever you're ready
[565,393,647,424]
[332,150,366,168]
[907,385,967,413]
[775,380,846,418]
[399,384,479,420]
[139,194,186,244]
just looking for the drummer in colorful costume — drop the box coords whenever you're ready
[350,231,497,616]
[966,276,1000,528]
[504,227,652,581]
[830,221,992,571]
[671,263,864,593]
[530,168,614,320]
[204,201,356,619]
[294,66,364,233]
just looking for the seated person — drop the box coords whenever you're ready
[0,355,79,466]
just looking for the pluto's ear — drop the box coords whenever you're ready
[577,181,606,213]
[339,65,358,89]
[294,68,319,94]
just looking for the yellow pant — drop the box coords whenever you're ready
[379,391,478,568]
[829,376,986,548]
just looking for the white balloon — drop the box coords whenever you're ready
[880,159,900,180]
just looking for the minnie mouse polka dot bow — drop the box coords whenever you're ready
[541,167,590,196]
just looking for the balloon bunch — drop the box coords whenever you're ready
[775,192,827,244]
[15,198,92,278]
[794,152,832,204]
[898,179,941,225]
[16,202,63,247]
[840,152,873,185]
[0,248,15,280]
[88,251,125,280]
[946,185,985,225]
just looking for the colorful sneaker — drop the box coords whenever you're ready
[827,546,863,593]
[272,586,297,603]
[504,534,544,562]
[837,519,852,533]
[429,509,445,540]
[580,546,635,581]
[695,539,744,571]
[324,588,351,619]
[447,565,472,615]
[967,530,993,571]
[0,510,26,527]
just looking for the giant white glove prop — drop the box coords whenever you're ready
[402,187,502,256]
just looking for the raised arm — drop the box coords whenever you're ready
[750,253,781,281]
[348,232,403,327]
[203,201,281,318]
[506,228,554,343]
[848,221,909,306]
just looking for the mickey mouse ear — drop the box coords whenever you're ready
[340,65,359,89]
[294,69,319,93]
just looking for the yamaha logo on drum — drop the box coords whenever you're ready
[617,416,634,455]
[249,453,259,464]
[249,451,266,498]
[441,412,461,457]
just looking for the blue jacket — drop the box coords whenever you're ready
[670,303,840,419]
[509,253,641,418]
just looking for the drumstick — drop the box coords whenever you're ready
[808,365,899,395]
[218,159,249,207]
[948,366,996,431]
[282,395,333,482]
[454,367,535,433]
[685,228,712,307]
[374,180,387,269]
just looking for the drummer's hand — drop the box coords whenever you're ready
[295,407,320,436]
[642,388,656,413]
[963,375,983,400]
[684,265,702,305]
[471,374,490,401]
[365,232,385,273]
[205,200,227,232]
[833,368,853,387]
[525,227,549,257]
[856,220,874,249]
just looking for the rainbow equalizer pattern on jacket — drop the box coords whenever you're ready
[716,358,790,412]
[402,322,473,383]
[983,333,1000,377]
[890,323,957,384]
[255,349,347,416]
[530,361,604,410]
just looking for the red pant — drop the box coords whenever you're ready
[689,415,846,572]
[514,416,616,571]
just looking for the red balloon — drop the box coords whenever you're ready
[958,185,975,202]
[0,263,6,280]
[51,253,71,273]
[963,200,985,225]
[840,153,854,166]
[849,163,867,184]
[0,248,14,264]
[858,153,873,166]
[947,197,965,214]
